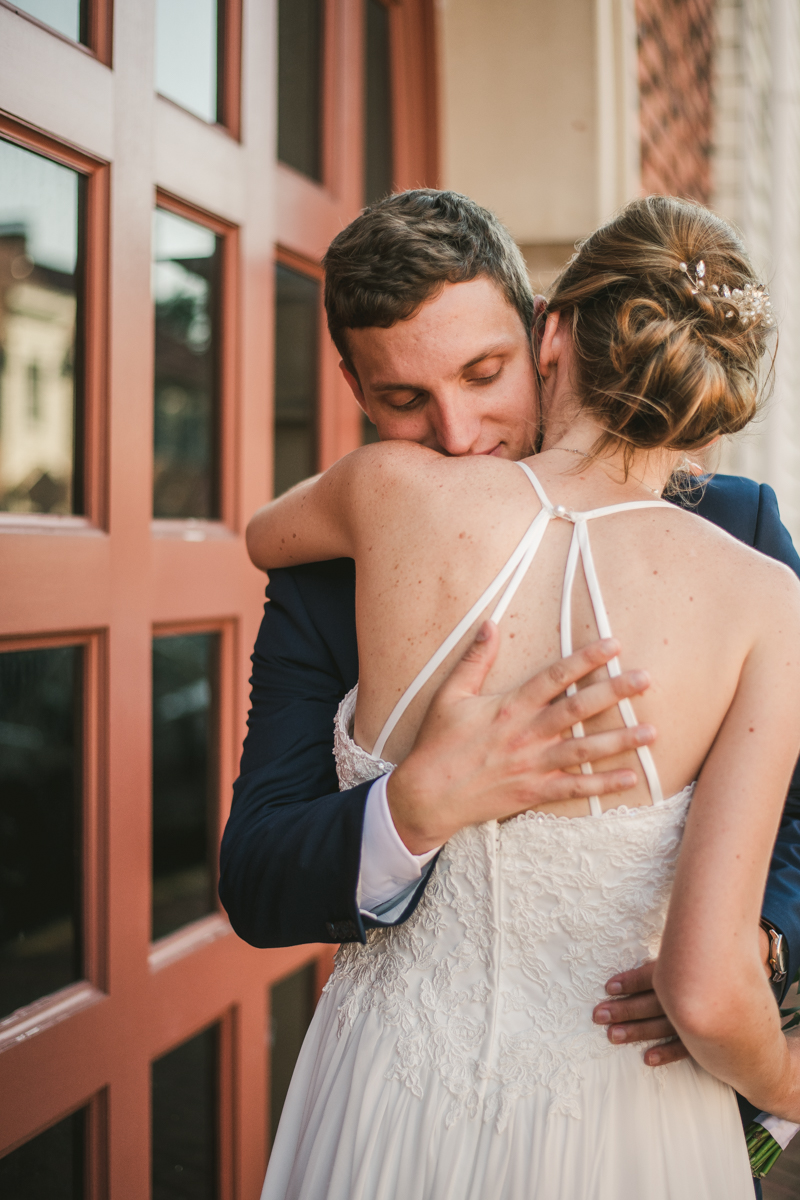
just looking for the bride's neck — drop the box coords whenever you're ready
[538,413,679,499]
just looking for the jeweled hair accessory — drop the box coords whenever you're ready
[679,260,772,326]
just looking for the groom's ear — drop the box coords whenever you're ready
[538,311,563,378]
[339,361,368,410]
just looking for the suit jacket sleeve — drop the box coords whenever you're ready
[752,483,800,999]
[219,561,429,948]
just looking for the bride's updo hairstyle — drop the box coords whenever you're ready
[543,195,774,463]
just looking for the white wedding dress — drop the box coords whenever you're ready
[261,464,753,1200]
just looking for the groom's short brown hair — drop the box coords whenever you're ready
[323,189,534,373]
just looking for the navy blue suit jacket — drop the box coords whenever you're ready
[220,475,800,1014]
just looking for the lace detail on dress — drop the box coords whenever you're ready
[334,686,395,788]
[331,702,693,1128]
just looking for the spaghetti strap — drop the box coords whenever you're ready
[371,464,551,759]
[370,462,672,811]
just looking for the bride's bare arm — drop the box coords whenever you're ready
[246,442,434,570]
[654,559,800,1118]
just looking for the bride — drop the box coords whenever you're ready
[252,196,800,1199]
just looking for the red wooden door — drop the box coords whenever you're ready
[0,1,436,1196]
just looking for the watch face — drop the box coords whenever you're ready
[775,935,788,978]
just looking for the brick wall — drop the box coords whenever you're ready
[636,0,715,202]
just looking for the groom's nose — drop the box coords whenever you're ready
[430,394,484,456]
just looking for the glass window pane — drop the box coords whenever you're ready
[269,965,315,1145]
[152,633,218,941]
[0,645,81,1019]
[155,0,219,124]
[0,139,82,514]
[152,1026,218,1200]
[277,0,323,181]
[10,1,83,43]
[273,265,318,497]
[153,209,221,520]
[364,0,393,205]
[362,412,379,445]
[0,1107,85,1199]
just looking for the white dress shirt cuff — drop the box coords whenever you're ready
[357,771,440,921]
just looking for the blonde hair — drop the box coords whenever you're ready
[543,195,774,464]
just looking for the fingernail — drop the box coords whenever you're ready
[648,1052,661,1065]
[595,1008,611,1024]
[597,638,623,657]
[475,621,491,643]
[630,670,649,687]
[606,981,623,994]
[636,725,655,744]
[610,1027,626,1043]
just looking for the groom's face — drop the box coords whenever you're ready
[341,277,539,460]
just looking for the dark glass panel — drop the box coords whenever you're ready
[153,209,221,520]
[362,412,379,445]
[273,265,318,497]
[277,0,323,180]
[155,0,220,124]
[10,1,84,43]
[152,633,218,941]
[0,645,81,1018]
[269,965,315,1145]
[0,1107,85,1200]
[364,0,393,205]
[0,138,82,514]
[152,1026,218,1200]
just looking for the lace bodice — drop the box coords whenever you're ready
[333,691,692,1127]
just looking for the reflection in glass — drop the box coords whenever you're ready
[274,265,318,497]
[0,646,81,1019]
[364,0,393,205]
[155,0,219,124]
[152,633,218,941]
[0,139,82,514]
[152,1026,218,1200]
[153,209,221,520]
[0,1107,85,1199]
[10,0,84,43]
[269,965,315,1145]
[277,0,323,180]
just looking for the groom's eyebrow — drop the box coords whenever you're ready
[372,343,509,392]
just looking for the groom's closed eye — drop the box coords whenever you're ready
[381,389,427,410]
[466,367,502,386]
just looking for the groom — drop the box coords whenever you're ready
[220,190,800,1098]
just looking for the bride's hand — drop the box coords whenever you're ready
[386,623,656,855]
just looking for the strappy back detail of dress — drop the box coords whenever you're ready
[367,461,674,816]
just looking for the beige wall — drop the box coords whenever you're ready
[438,0,639,257]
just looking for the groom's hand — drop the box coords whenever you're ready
[593,962,688,1066]
[596,928,775,1066]
[387,622,656,855]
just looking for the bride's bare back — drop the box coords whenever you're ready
[265,440,793,818]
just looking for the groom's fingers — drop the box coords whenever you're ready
[593,989,665,1025]
[443,620,500,697]
[536,669,651,740]
[542,768,638,801]
[518,638,624,707]
[544,724,656,772]
[643,1039,690,1067]
[595,959,691,1065]
[605,961,656,997]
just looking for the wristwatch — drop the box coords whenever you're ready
[759,918,788,998]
